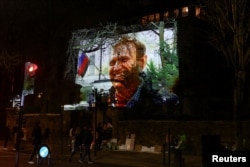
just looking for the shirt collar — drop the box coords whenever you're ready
[126,76,144,108]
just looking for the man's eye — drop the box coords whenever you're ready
[109,60,116,66]
[120,57,128,62]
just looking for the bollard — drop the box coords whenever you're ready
[168,128,171,165]
[174,149,182,167]
[162,143,166,165]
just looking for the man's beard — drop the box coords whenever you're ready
[111,65,140,88]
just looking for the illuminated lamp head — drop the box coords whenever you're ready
[38,145,51,158]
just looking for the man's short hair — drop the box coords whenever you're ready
[113,36,146,59]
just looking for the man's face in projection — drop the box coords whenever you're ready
[109,43,140,90]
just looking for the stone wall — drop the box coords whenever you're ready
[6,109,250,155]
[5,109,92,153]
[117,120,250,155]
[6,111,65,153]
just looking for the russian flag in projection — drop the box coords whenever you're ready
[77,52,89,77]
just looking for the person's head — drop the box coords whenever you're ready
[35,121,40,126]
[103,123,108,130]
[109,36,147,90]
[75,126,81,135]
[45,128,50,134]
[6,121,10,127]
[83,125,87,131]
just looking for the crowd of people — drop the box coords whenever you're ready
[2,121,52,165]
[68,125,94,164]
[2,122,28,151]
[2,120,113,165]
[96,122,113,151]
[68,122,113,165]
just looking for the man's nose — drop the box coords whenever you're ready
[113,61,121,70]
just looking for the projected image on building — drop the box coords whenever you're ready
[70,24,179,117]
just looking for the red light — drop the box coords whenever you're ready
[28,64,38,72]
[25,62,38,78]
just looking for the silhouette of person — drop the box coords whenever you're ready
[68,126,83,162]
[96,122,103,150]
[28,121,42,164]
[3,123,11,150]
[79,127,94,164]
[42,128,52,149]
[12,123,18,151]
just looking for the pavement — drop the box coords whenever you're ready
[0,140,202,167]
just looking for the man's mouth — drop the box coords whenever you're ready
[110,78,123,83]
[111,74,125,81]
[110,75,125,84]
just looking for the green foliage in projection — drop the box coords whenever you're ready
[147,40,178,91]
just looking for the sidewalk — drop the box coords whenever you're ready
[0,139,202,167]
[0,148,202,167]
[89,150,202,167]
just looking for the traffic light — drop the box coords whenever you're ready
[23,62,38,94]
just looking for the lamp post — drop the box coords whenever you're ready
[15,62,38,167]
[89,87,110,155]
[94,105,97,156]
[88,89,97,156]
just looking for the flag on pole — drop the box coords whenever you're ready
[77,52,89,77]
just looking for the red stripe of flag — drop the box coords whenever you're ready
[77,52,89,77]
